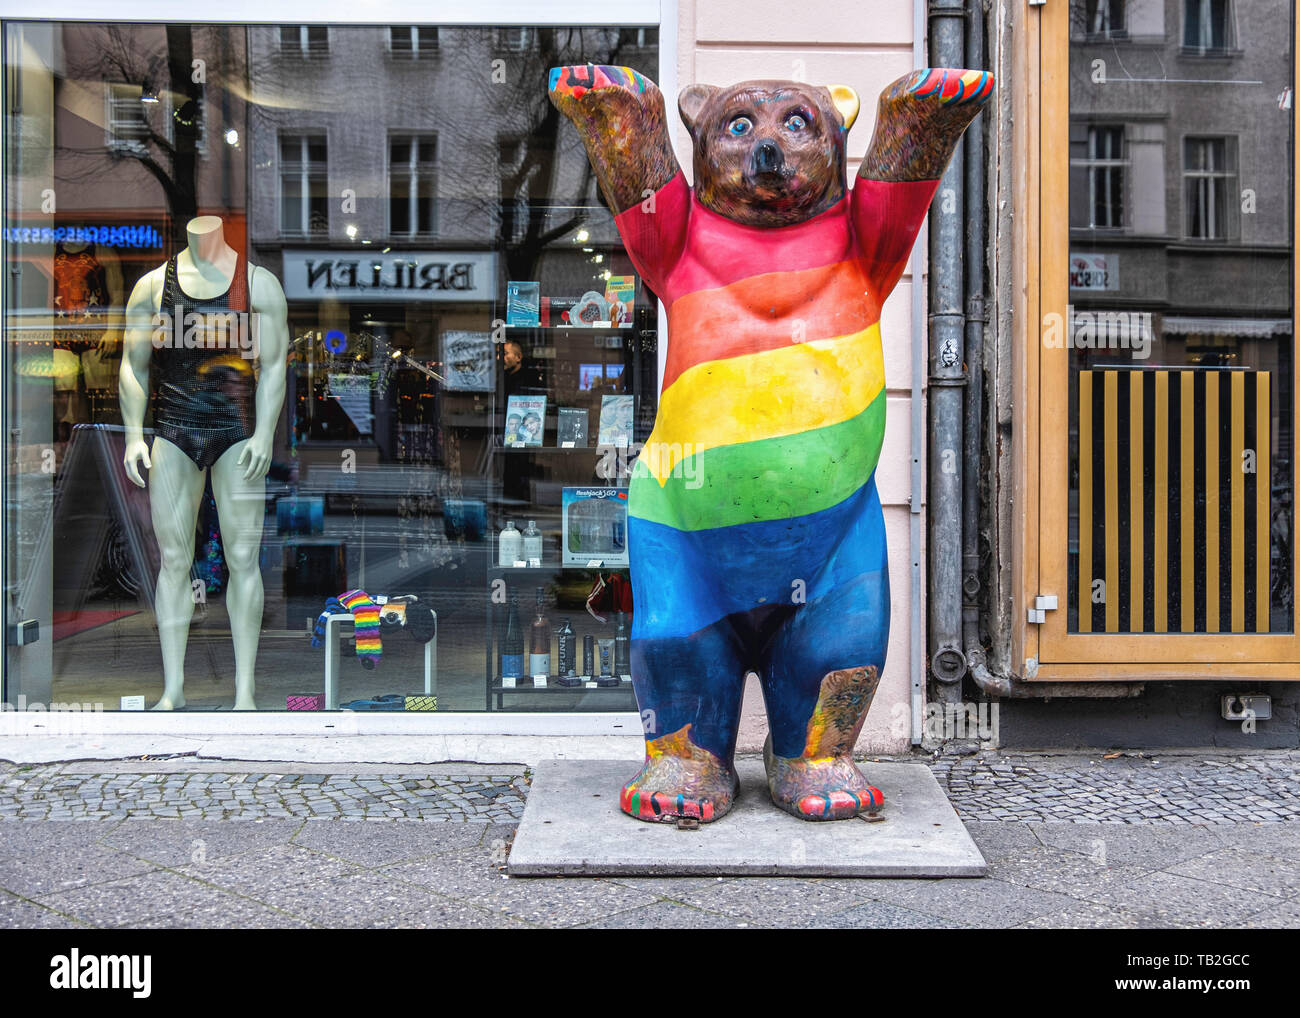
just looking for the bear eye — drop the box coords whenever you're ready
[728,116,753,136]
[785,114,807,131]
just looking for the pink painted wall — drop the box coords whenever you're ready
[672,0,924,754]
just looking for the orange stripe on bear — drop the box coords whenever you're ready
[662,260,882,391]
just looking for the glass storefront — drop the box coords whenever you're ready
[1064,0,1295,635]
[3,21,660,712]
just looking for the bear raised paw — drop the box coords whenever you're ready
[549,65,993,822]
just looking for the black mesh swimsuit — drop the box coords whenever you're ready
[151,253,256,470]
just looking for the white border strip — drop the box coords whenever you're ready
[0,709,645,737]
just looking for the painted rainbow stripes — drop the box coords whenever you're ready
[339,589,382,668]
[906,68,993,105]
[614,173,934,638]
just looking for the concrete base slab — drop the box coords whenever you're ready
[509,759,987,877]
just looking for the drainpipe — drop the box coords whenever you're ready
[961,0,1003,696]
[928,0,968,703]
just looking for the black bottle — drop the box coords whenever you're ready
[614,612,631,677]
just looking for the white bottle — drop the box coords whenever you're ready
[499,521,522,567]
[522,520,542,566]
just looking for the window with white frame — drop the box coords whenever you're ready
[389,26,439,56]
[1071,124,1127,230]
[389,135,437,238]
[280,134,328,237]
[1183,0,1236,52]
[1184,136,1238,240]
[106,83,151,153]
[279,25,329,55]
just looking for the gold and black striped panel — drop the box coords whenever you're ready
[1072,368,1272,634]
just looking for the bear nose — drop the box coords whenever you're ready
[750,138,784,176]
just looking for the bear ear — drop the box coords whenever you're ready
[678,84,718,138]
[825,85,860,131]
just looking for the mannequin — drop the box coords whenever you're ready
[119,216,289,710]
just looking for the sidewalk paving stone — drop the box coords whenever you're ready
[0,751,1296,928]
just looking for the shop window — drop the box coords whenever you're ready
[389,135,437,238]
[4,22,660,716]
[1183,136,1238,239]
[280,134,328,237]
[1183,0,1236,53]
[279,25,329,55]
[389,26,439,56]
[1070,124,1127,230]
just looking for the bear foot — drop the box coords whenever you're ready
[763,665,883,821]
[620,724,739,824]
[763,737,883,821]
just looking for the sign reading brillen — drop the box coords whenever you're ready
[282,251,494,302]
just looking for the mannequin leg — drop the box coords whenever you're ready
[211,439,267,710]
[147,438,206,710]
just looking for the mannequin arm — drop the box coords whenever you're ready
[119,269,161,487]
[240,265,289,481]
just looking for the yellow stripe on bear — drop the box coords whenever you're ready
[642,322,885,485]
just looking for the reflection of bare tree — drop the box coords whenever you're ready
[491,28,635,282]
[241,25,652,280]
[59,25,210,248]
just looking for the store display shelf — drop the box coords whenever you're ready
[491,677,634,708]
[505,324,632,331]
[495,445,599,453]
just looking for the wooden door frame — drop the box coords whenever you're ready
[1024,0,1300,678]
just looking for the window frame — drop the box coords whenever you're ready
[1024,0,1300,677]
[0,1,673,733]
[1083,0,1128,41]
[1182,134,1239,241]
[388,25,440,57]
[278,132,329,238]
[387,132,439,239]
[1071,122,1129,232]
[278,24,330,55]
[1182,0,1239,55]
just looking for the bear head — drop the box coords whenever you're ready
[678,80,860,228]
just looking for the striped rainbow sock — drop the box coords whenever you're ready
[339,589,382,669]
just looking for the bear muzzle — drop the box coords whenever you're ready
[745,138,788,185]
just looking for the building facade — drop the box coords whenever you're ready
[2,0,1296,751]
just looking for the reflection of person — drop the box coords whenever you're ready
[503,339,523,378]
[119,215,289,711]
[502,338,543,395]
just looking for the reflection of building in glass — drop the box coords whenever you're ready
[243,26,657,475]
[1068,0,1292,381]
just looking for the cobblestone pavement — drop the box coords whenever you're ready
[930,751,1300,824]
[0,753,1297,928]
[0,762,529,822]
[2,751,1297,825]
